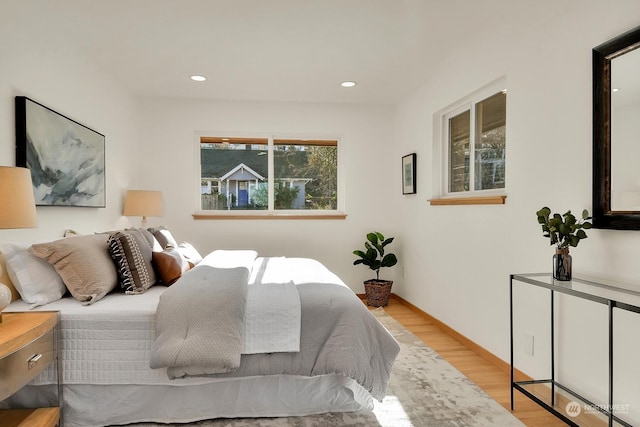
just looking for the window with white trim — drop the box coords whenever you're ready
[434,78,507,200]
[198,136,340,214]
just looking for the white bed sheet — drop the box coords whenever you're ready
[5,286,213,386]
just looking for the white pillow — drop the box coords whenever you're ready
[0,243,66,308]
[177,242,203,265]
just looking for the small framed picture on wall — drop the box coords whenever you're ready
[402,153,416,195]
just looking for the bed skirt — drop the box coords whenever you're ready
[2,374,373,427]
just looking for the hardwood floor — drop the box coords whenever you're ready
[376,296,570,427]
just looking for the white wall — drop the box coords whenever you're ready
[393,1,640,421]
[134,97,398,291]
[0,17,138,243]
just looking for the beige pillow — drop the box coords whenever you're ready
[29,234,118,304]
[0,253,20,302]
[148,226,178,249]
[135,228,163,252]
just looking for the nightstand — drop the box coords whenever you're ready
[0,311,61,427]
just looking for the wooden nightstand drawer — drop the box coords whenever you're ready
[0,311,60,427]
[0,329,54,401]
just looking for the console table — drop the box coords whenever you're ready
[510,273,640,427]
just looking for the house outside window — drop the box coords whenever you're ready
[200,137,268,211]
[433,77,507,202]
[198,136,339,215]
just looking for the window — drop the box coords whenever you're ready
[273,139,337,210]
[198,136,340,216]
[200,137,268,211]
[433,77,507,204]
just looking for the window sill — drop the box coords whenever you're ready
[429,195,506,206]
[193,212,347,220]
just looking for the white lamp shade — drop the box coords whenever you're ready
[123,190,164,218]
[0,166,37,229]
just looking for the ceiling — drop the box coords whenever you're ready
[2,0,577,104]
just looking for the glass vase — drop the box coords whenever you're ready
[553,247,572,281]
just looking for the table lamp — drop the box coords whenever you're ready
[0,166,38,322]
[123,190,164,228]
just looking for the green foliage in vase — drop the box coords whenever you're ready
[353,232,398,281]
[536,207,592,248]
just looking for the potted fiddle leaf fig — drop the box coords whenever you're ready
[535,207,592,281]
[353,231,398,307]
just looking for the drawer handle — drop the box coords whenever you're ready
[27,353,43,370]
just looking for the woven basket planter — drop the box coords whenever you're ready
[364,279,393,307]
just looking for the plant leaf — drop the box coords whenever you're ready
[536,207,551,217]
[381,253,398,268]
[367,233,378,245]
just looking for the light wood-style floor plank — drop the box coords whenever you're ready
[371,297,571,427]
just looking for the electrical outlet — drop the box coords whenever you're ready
[523,332,534,356]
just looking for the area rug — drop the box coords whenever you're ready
[131,309,524,426]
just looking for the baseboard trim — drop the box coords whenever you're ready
[359,292,530,381]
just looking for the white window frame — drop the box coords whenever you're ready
[193,132,345,218]
[432,76,507,202]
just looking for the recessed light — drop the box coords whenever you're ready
[190,75,207,82]
[340,81,356,88]
[613,88,621,93]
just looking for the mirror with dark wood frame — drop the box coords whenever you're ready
[593,25,640,229]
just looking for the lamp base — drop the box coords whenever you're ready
[0,282,13,322]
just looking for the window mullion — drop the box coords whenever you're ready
[469,103,477,193]
[268,137,274,211]
[442,115,450,196]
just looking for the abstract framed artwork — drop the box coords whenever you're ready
[402,153,416,195]
[15,96,106,207]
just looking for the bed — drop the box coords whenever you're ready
[0,230,399,427]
